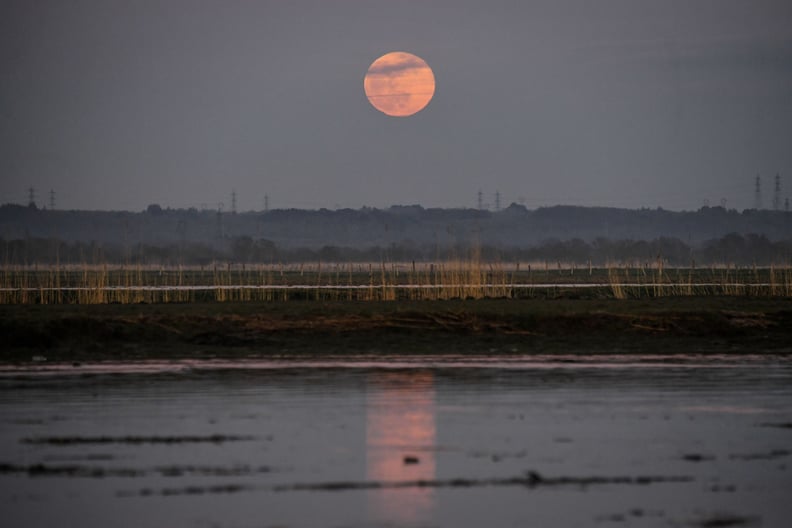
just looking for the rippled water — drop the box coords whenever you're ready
[1,355,791,527]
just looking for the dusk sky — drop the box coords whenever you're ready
[1,0,791,212]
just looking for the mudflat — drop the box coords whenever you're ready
[2,297,791,361]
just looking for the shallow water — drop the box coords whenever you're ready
[1,355,791,527]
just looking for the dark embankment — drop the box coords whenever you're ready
[2,298,792,361]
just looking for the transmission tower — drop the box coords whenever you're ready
[231,190,237,214]
[216,202,225,238]
[754,175,762,210]
[494,191,501,212]
[264,193,269,212]
[477,189,483,210]
[49,189,56,210]
[27,187,36,207]
[773,174,781,211]
[786,197,790,213]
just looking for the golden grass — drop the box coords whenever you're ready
[0,258,790,304]
[603,262,792,300]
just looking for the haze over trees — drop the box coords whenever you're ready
[1,203,790,266]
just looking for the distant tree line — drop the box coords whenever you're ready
[3,203,792,250]
[2,233,791,267]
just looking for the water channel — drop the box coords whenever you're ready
[1,355,790,527]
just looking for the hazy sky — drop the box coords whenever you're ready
[2,0,791,211]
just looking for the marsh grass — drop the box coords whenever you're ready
[603,262,792,299]
[0,258,790,304]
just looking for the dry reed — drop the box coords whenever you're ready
[1,259,790,304]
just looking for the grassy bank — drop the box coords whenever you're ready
[2,297,791,362]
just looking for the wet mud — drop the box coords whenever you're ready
[2,297,792,361]
[114,471,693,498]
[0,463,273,478]
[22,434,255,445]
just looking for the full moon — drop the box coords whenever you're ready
[364,52,435,117]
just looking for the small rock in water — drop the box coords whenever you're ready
[403,456,420,465]
[758,422,792,429]
[526,470,543,485]
[696,514,757,527]
[682,453,715,462]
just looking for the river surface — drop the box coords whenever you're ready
[1,355,791,527]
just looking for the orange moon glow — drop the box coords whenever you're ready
[364,52,435,117]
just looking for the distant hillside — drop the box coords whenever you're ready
[1,203,790,250]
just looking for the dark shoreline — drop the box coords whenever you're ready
[2,297,792,362]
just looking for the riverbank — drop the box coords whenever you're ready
[2,297,792,362]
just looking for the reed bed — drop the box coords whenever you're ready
[0,260,790,304]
